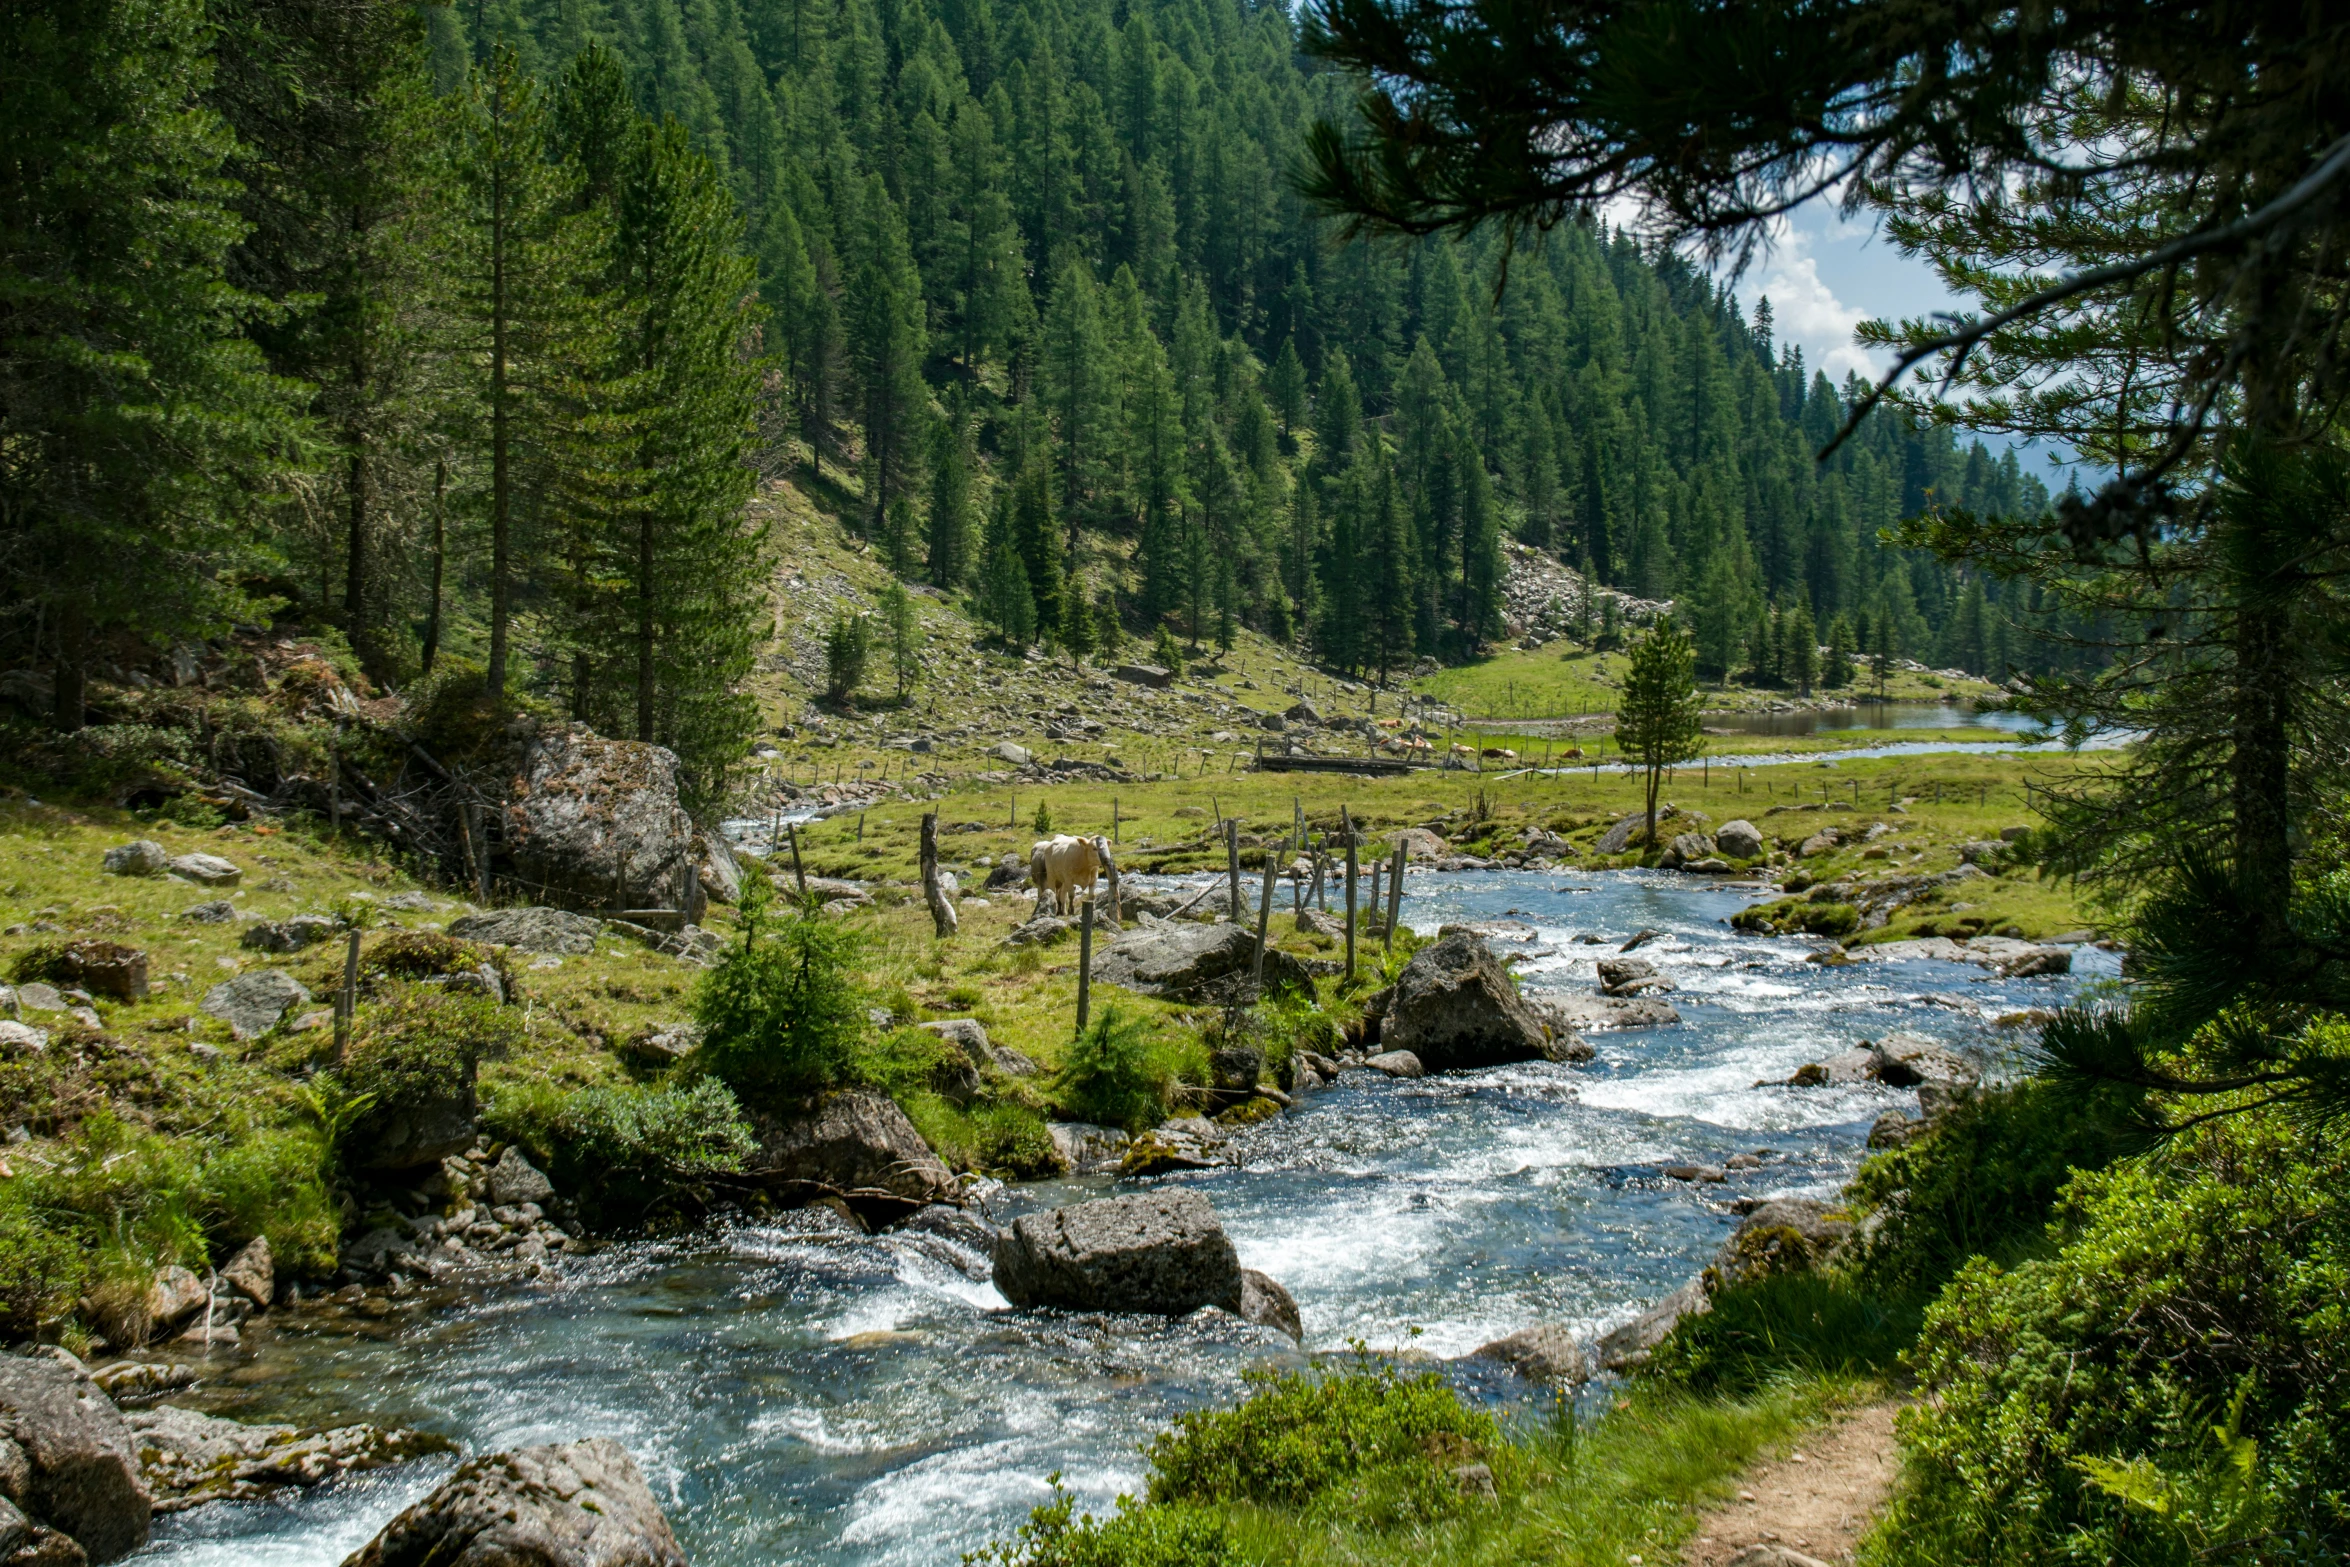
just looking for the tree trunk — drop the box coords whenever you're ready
[2232,591,2293,925]
[344,435,370,668]
[486,126,512,707]
[421,456,447,674]
[52,598,87,732]
[920,811,958,938]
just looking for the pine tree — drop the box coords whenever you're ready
[1459,453,1504,650]
[1093,586,1123,663]
[925,413,976,588]
[878,579,921,699]
[1267,338,1309,441]
[1040,258,1112,533]
[1825,615,1856,687]
[854,174,929,539]
[1786,601,1821,695]
[0,0,298,729]
[1062,565,1094,668]
[1616,620,1705,848]
[1286,481,1321,647]
[1010,452,1063,639]
[982,530,1035,646]
[824,609,869,702]
[1367,464,1415,685]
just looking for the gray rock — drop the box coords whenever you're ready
[1596,955,1674,997]
[1725,1547,1833,1567]
[1714,819,1766,859]
[1092,922,1310,1000]
[165,854,240,888]
[1595,1277,1710,1371]
[1001,914,1070,948]
[129,1405,442,1514]
[1113,664,1173,689]
[0,1355,151,1563]
[1377,932,1570,1070]
[484,1147,554,1207]
[1871,1031,1980,1091]
[1046,1122,1130,1175]
[502,724,720,916]
[0,1494,28,1558]
[239,915,338,954]
[177,901,235,924]
[101,842,167,878]
[992,1190,1242,1317]
[1472,1323,1589,1384]
[1867,1110,1920,1149]
[1364,1050,1423,1078]
[1284,699,1324,724]
[1713,1198,1854,1287]
[990,741,1034,767]
[1234,1269,1302,1341]
[0,1021,50,1055]
[747,1090,957,1213]
[382,891,439,912]
[1538,993,1682,1032]
[1209,1046,1262,1091]
[622,1022,700,1064]
[915,1018,1038,1078]
[1785,1046,1881,1087]
[340,1438,685,1567]
[1999,945,2072,977]
[1593,815,1649,854]
[1451,1461,1497,1498]
[1256,710,1286,732]
[15,984,63,1013]
[219,1238,272,1310]
[1658,831,1714,869]
[446,907,603,956]
[199,971,310,1040]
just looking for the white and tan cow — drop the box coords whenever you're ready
[1029,833,1113,916]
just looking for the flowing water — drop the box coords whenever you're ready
[135,870,2112,1567]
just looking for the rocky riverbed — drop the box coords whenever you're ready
[104,867,2108,1567]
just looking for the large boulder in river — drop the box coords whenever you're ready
[1714,819,1766,859]
[1595,1278,1710,1372]
[0,1355,152,1563]
[1376,931,1572,1070]
[993,1191,1298,1337]
[1092,922,1310,1001]
[500,724,730,916]
[746,1089,957,1215]
[1870,1031,1980,1091]
[341,1438,685,1567]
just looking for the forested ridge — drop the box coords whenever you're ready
[5,0,2060,805]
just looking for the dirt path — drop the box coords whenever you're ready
[1682,1400,1904,1566]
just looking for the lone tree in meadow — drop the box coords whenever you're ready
[1616,620,1705,849]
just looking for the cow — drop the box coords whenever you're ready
[1029,834,1115,917]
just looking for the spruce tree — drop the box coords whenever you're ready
[1062,566,1094,668]
[925,414,976,588]
[1040,259,1112,533]
[1,0,297,728]
[1825,615,1856,688]
[1010,454,1063,640]
[879,579,921,698]
[854,174,929,540]
[1367,465,1415,685]
[1267,338,1309,441]
[1786,602,1821,695]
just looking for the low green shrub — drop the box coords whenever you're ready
[1052,1007,1166,1132]
[332,988,522,1167]
[1647,1272,1923,1395]
[692,877,866,1105]
[482,1077,754,1221]
[963,1485,1242,1567]
[1869,1108,2350,1565]
[1145,1358,1498,1511]
[0,1187,87,1337]
[1730,898,1860,937]
[1844,1077,2140,1298]
[360,930,513,991]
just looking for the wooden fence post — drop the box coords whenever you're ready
[1075,896,1094,1035]
[1225,819,1242,921]
[332,929,359,1066]
[1386,840,1406,951]
[1251,841,1278,986]
[1342,806,1359,982]
[786,821,809,898]
[921,811,957,937]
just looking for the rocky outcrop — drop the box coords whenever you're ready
[993,1191,1298,1335]
[1472,1324,1589,1384]
[1711,1198,1854,1289]
[341,1438,686,1567]
[447,907,604,956]
[746,1090,957,1215]
[199,971,310,1040]
[0,1355,152,1563]
[1092,922,1310,1000]
[129,1405,446,1513]
[1375,932,1574,1070]
[501,725,714,916]
[1657,831,1715,870]
[1595,1278,1710,1372]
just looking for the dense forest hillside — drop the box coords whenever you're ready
[3,0,2063,814]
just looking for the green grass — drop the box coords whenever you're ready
[1410,639,2000,722]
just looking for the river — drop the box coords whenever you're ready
[134,869,2110,1566]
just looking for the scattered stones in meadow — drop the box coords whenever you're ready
[177,901,234,924]
[446,907,602,956]
[101,841,168,877]
[0,1020,50,1055]
[239,915,338,954]
[199,970,309,1040]
[166,853,241,887]
[341,1437,687,1567]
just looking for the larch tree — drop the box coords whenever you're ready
[1616,620,1704,850]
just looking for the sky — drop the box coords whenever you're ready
[1713,195,2080,485]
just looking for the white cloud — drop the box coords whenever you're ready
[1736,219,1883,380]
